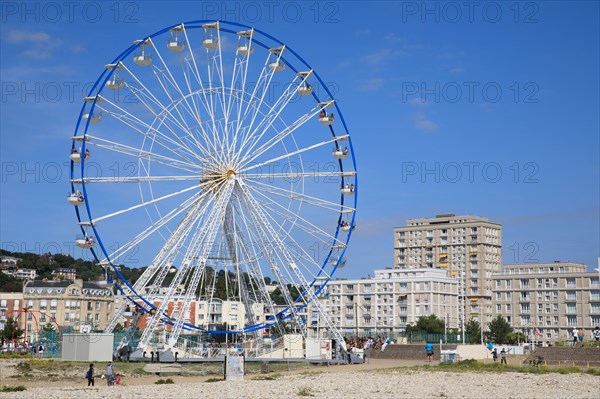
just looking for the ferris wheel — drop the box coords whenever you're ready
[68,20,357,351]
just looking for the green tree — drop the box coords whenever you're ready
[506,331,527,344]
[42,323,56,332]
[465,318,482,344]
[113,323,125,332]
[405,314,445,334]
[0,317,24,346]
[487,315,513,344]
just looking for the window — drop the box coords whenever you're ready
[521,315,530,326]
[566,278,576,288]
[521,279,530,288]
[520,292,530,301]
[538,304,543,311]
[520,303,530,313]
[506,292,511,301]
[566,303,577,314]
[95,313,100,321]
[40,299,47,309]
[565,291,576,301]
[554,316,558,324]
[506,280,511,288]
[567,316,577,326]
[506,304,511,312]
[497,304,501,312]
[496,292,501,301]
[0,300,6,307]
[591,303,600,314]
[592,316,600,325]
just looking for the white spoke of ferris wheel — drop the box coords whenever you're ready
[233,72,308,167]
[239,182,344,344]
[138,182,226,348]
[167,179,236,346]
[249,179,355,213]
[97,97,203,166]
[230,48,276,153]
[231,196,282,318]
[238,105,323,170]
[243,171,355,180]
[249,192,334,284]
[148,40,216,157]
[237,182,308,335]
[106,192,211,332]
[239,135,346,175]
[180,27,223,162]
[72,175,203,184]
[248,185,343,248]
[239,49,284,146]
[119,65,212,164]
[87,184,200,224]
[88,135,201,174]
[104,189,203,263]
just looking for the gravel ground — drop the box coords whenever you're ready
[2,368,599,399]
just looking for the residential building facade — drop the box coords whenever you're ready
[394,214,502,329]
[492,262,600,342]
[311,268,459,336]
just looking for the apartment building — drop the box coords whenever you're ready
[394,214,502,329]
[492,262,600,342]
[23,279,113,341]
[310,268,459,336]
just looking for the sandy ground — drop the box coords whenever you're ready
[1,358,599,398]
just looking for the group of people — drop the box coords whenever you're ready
[86,362,118,387]
[572,327,600,346]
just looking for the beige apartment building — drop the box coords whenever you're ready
[492,262,600,342]
[394,214,502,329]
[310,268,459,336]
[0,279,114,344]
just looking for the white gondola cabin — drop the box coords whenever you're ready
[269,61,285,72]
[70,149,90,163]
[203,37,218,49]
[83,112,102,124]
[319,113,334,125]
[237,28,254,56]
[341,184,355,195]
[296,71,313,95]
[237,45,254,56]
[340,221,354,232]
[75,236,94,249]
[330,257,347,268]
[133,50,152,66]
[106,75,124,90]
[67,191,85,206]
[332,147,349,160]
[297,84,312,95]
[167,39,185,52]
[203,22,219,49]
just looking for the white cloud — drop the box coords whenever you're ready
[412,112,439,131]
[4,30,60,59]
[359,78,384,91]
[409,98,429,107]
[6,30,51,44]
[449,66,465,74]
[384,33,403,42]
[364,48,408,65]
[354,29,372,38]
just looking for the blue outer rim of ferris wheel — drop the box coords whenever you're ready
[70,20,358,334]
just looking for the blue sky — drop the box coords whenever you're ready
[0,1,598,278]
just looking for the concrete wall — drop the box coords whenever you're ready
[61,333,114,362]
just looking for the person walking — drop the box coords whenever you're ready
[572,327,578,346]
[86,364,95,387]
[593,326,600,343]
[425,342,434,362]
[492,348,498,362]
[578,328,584,346]
[106,362,114,386]
[500,348,507,364]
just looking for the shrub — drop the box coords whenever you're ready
[1,386,27,392]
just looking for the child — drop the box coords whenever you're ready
[86,364,95,387]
